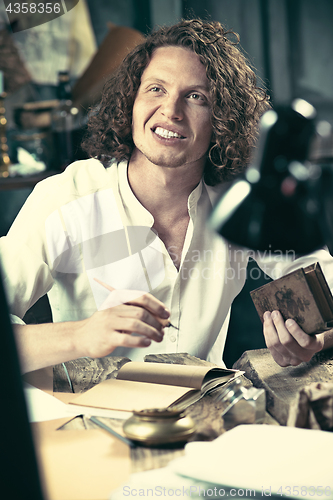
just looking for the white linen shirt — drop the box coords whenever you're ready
[1,158,333,366]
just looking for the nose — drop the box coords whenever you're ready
[160,94,183,121]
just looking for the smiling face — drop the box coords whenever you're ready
[131,46,213,174]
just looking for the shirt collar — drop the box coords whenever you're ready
[117,160,154,227]
[187,179,203,216]
[117,159,205,223]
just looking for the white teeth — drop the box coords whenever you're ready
[154,127,182,139]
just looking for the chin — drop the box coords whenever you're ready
[146,154,185,169]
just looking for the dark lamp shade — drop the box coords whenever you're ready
[209,177,324,255]
[208,100,325,255]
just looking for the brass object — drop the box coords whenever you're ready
[123,407,196,446]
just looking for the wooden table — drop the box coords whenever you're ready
[53,353,278,473]
[52,348,333,473]
[30,348,333,500]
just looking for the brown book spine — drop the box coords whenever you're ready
[305,262,333,321]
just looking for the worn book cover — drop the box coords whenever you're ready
[250,262,333,335]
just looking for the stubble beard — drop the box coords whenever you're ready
[144,152,185,169]
[138,145,208,171]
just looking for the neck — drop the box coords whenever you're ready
[127,152,204,217]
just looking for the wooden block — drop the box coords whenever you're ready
[53,356,130,393]
[233,347,333,425]
[144,352,217,367]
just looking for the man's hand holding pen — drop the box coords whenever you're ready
[73,278,170,360]
[13,281,170,374]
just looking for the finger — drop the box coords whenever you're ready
[110,331,153,349]
[109,315,164,343]
[264,311,321,366]
[126,292,170,322]
[111,304,165,333]
[263,311,301,366]
[284,318,323,351]
[271,310,302,353]
[99,289,170,325]
[263,311,291,356]
[268,345,296,367]
[271,311,320,361]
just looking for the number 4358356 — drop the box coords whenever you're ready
[5,3,62,14]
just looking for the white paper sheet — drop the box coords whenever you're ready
[110,425,333,500]
[170,425,333,499]
[24,383,131,422]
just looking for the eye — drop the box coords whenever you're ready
[149,86,163,93]
[187,92,207,104]
[189,93,202,99]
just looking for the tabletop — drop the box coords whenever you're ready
[24,348,333,500]
[52,348,333,473]
[53,352,280,473]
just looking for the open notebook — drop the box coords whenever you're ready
[69,361,242,412]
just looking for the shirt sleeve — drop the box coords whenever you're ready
[0,177,62,320]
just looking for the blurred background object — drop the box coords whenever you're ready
[0,25,31,95]
[209,99,322,255]
[72,22,145,109]
[50,70,82,170]
[0,0,97,170]
[0,79,11,178]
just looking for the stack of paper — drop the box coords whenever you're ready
[110,425,333,500]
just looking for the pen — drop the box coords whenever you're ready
[87,415,136,448]
[93,277,179,329]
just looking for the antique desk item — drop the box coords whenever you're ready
[250,262,333,334]
[123,407,196,446]
[53,354,260,472]
[22,350,333,500]
[217,376,266,424]
[234,347,333,426]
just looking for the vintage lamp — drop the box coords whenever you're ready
[208,99,330,255]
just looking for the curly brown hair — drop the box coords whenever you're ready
[82,19,270,185]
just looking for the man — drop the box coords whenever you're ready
[1,19,333,373]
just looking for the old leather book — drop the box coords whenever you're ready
[250,262,333,335]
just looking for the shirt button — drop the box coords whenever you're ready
[169,335,176,342]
